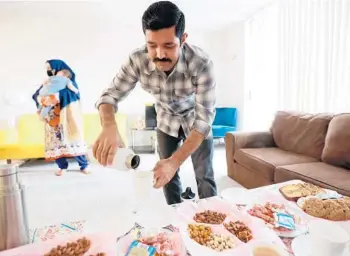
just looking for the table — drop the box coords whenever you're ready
[3,180,350,255]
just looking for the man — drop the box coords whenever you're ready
[93,1,217,205]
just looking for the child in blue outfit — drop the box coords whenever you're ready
[39,69,79,120]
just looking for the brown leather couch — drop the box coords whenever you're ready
[225,111,350,196]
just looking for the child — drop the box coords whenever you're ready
[38,69,79,120]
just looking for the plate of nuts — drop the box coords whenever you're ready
[176,197,233,226]
[6,233,117,256]
[193,210,227,225]
[43,237,104,256]
[223,221,253,243]
[178,198,284,255]
[187,224,237,251]
[182,223,253,255]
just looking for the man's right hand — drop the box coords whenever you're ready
[92,124,125,166]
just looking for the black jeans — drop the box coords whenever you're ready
[157,127,217,205]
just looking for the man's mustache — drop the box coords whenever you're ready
[153,58,172,63]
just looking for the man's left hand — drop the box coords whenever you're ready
[153,157,181,189]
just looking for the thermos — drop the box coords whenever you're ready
[0,164,30,251]
[87,147,140,171]
[111,148,140,171]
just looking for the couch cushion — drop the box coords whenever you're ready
[275,162,350,196]
[322,113,350,169]
[271,111,333,159]
[234,148,317,182]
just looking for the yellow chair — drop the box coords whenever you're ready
[0,113,128,161]
[83,113,128,147]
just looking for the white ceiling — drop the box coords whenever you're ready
[0,0,276,28]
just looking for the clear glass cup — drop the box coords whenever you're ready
[131,170,154,215]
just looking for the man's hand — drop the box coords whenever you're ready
[92,125,125,166]
[153,157,181,189]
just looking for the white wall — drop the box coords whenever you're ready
[0,1,246,145]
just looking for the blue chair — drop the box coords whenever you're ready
[212,107,237,138]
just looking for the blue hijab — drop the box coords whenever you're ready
[32,59,80,109]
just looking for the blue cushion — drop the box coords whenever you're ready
[213,108,237,127]
[212,125,236,138]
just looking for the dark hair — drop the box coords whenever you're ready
[142,1,185,38]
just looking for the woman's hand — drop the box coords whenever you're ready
[92,124,125,166]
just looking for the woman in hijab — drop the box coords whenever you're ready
[32,59,89,176]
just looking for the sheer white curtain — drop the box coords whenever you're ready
[243,3,279,131]
[278,0,350,113]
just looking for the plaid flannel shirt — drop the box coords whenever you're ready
[96,43,216,138]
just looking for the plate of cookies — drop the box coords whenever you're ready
[297,195,350,221]
[279,182,341,201]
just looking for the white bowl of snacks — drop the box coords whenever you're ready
[179,222,252,256]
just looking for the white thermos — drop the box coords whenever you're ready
[87,147,140,171]
[111,148,140,171]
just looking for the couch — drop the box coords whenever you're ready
[0,113,127,162]
[225,111,350,196]
[212,107,237,139]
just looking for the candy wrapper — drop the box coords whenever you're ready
[274,212,296,230]
[125,240,157,256]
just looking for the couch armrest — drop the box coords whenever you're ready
[225,131,275,179]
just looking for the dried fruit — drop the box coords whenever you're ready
[194,210,227,224]
[43,237,105,256]
[224,221,253,243]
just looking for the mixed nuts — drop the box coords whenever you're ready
[194,210,227,224]
[187,224,235,252]
[43,237,105,256]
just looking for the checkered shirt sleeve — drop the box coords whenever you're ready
[192,60,216,137]
[95,56,138,111]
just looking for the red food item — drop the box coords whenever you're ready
[248,202,296,232]
[139,233,177,256]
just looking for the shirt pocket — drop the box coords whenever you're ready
[174,78,195,98]
[139,82,161,96]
